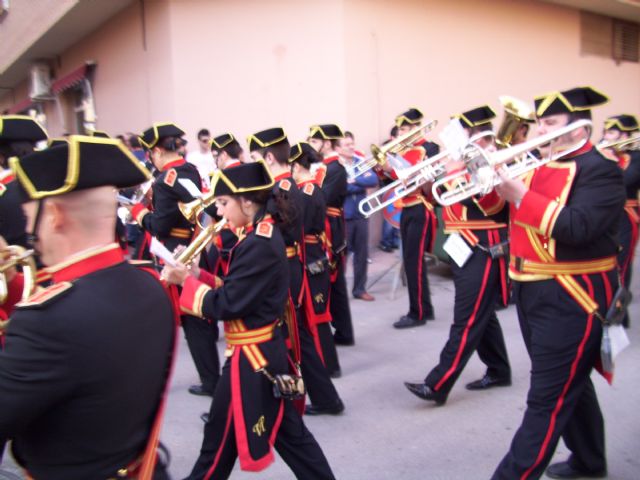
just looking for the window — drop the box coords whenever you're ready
[580,11,640,63]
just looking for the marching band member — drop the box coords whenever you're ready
[601,114,640,328]
[390,108,440,328]
[162,161,335,480]
[308,124,353,362]
[289,141,345,416]
[132,122,220,398]
[492,87,624,480]
[0,137,176,479]
[405,105,512,405]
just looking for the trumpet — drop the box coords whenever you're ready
[432,119,592,206]
[598,133,640,152]
[347,120,437,180]
[179,189,216,229]
[0,245,37,305]
[174,218,227,266]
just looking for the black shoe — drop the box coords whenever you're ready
[200,412,209,423]
[333,336,355,346]
[378,244,392,253]
[393,315,426,329]
[188,384,214,397]
[329,368,342,379]
[546,461,607,479]
[465,375,511,391]
[305,399,345,416]
[424,311,435,321]
[404,382,447,405]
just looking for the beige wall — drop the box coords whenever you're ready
[1,0,639,145]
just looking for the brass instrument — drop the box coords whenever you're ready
[117,179,154,224]
[431,119,592,206]
[358,149,448,217]
[495,95,536,149]
[0,245,37,304]
[179,189,217,229]
[598,133,640,152]
[174,218,227,266]
[347,120,437,180]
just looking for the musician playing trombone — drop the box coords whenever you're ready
[389,108,440,329]
[601,114,640,329]
[491,87,624,480]
[404,105,513,405]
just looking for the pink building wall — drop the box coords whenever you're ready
[1,0,638,147]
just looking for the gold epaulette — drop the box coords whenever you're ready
[16,282,73,309]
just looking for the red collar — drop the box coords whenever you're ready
[50,244,125,283]
[323,154,340,165]
[162,158,186,171]
[274,172,292,182]
[563,141,593,159]
[242,215,275,235]
[413,137,427,147]
[225,160,241,169]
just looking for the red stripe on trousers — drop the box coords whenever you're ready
[434,248,493,391]
[204,404,234,480]
[520,275,596,479]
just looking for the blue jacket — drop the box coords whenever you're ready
[344,156,378,220]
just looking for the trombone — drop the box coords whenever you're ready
[598,133,640,152]
[347,120,437,180]
[431,119,592,206]
[0,245,37,305]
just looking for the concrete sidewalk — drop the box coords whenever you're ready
[162,248,640,479]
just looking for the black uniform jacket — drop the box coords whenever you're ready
[180,216,290,471]
[319,155,347,255]
[133,158,201,252]
[0,244,175,480]
[0,171,28,247]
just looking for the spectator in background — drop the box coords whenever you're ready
[187,128,215,190]
[337,131,378,301]
[377,126,401,252]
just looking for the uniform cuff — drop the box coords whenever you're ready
[513,190,563,237]
[131,203,150,224]
[180,276,212,317]
[198,269,224,289]
[473,190,505,216]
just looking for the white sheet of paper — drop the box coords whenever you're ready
[442,233,473,268]
[609,324,630,360]
[178,178,202,198]
[439,119,468,161]
[150,237,177,267]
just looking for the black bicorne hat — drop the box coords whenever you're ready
[10,135,151,201]
[247,127,288,152]
[395,108,424,127]
[0,115,48,144]
[211,132,237,150]
[139,122,186,149]
[289,141,320,164]
[88,129,110,138]
[534,86,608,118]
[604,114,639,132]
[454,105,497,128]
[308,124,344,140]
[211,160,275,196]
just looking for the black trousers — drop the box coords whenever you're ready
[186,360,335,480]
[400,203,434,320]
[492,274,612,479]
[182,314,220,393]
[330,256,354,344]
[424,247,510,398]
[346,217,369,297]
[299,318,341,408]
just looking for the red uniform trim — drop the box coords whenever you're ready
[161,158,186,171]
[520,275,595,480]
[273,172,292,182]
[50,244,124,283]
[203,404,234,480]
[434,251,493,391]
[323,154,340,165]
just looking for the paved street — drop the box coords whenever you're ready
[162,248,640,480]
